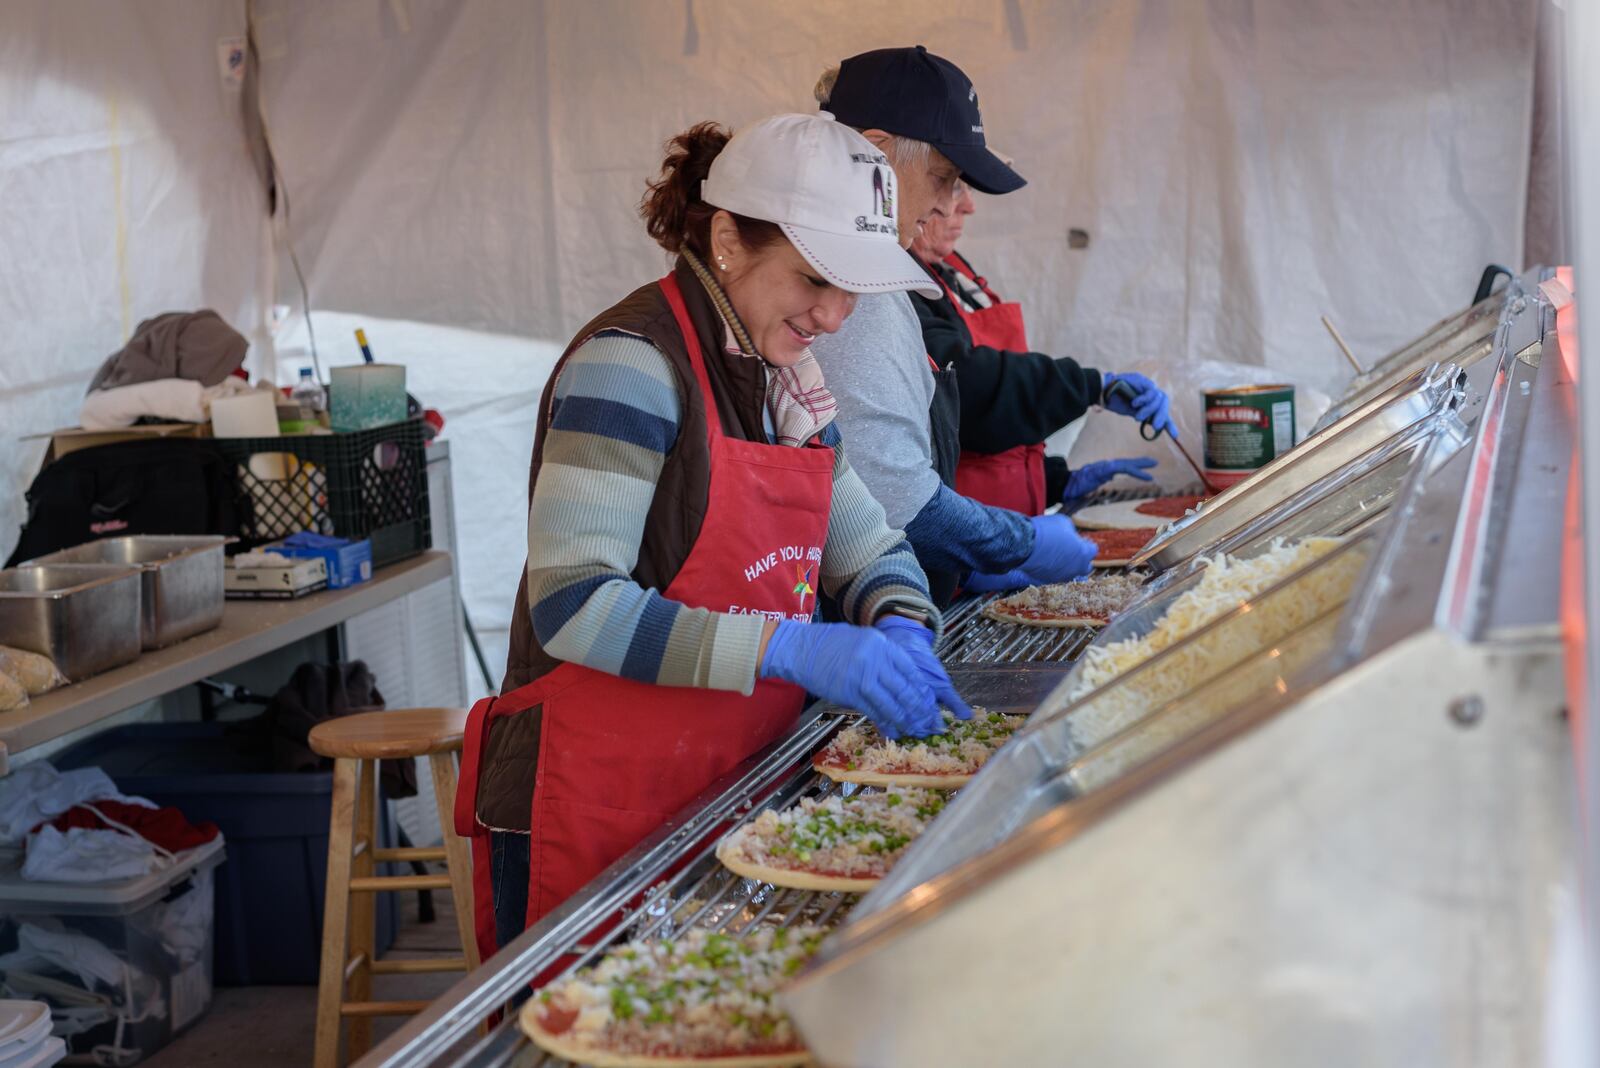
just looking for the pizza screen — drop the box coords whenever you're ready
[1134,494,1207,519]
[1085,526,1158,560]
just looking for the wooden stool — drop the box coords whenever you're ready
[309,708,479,1068]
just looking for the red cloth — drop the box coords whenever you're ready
[43,800,220,853]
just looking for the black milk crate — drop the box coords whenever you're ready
[214,419,431,568]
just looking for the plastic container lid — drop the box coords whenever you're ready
[0,837,225,916]
[0,1036,65,1068]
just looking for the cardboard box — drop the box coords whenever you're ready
[27,423,207,464]
[268,533,373,589]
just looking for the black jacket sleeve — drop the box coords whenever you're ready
[911,264,1105,455]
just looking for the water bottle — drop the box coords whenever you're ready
[290,367,326,415]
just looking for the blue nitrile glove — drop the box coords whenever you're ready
[961,567,1032,594]
[873,615,975,722]
[1019,513,1099,583]
[759,620,944,739]
[1062,457,1158,505]
[1102,372,1178,440]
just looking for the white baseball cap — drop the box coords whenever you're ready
[701,113,941,297]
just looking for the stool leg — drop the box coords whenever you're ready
[314,758,358,1068]
[429,751,480,969]
[346,758,379,1061]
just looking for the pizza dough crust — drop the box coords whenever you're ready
[810,759,973,790]
[1070,498,1170,531]
[980,602,1104,629]
[521,1004,812,1068]
[715,837,880,894]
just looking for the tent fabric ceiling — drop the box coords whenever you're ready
[0,0,1539,691]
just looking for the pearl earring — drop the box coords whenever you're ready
[717,255,728,271]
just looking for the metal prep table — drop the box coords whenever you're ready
[362,270,1578,1067]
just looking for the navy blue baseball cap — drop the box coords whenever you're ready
[822,45,1025,196]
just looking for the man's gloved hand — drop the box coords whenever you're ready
[1102,372,1178,440]
[873,615,974,722]
[1062,457,1158,505]
[759,620,943,739]
[1018,513,1099,584]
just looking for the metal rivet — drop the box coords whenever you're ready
[1448,696,1485,727]
[1520,380,1531,395]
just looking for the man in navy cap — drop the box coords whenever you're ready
[809,46,1120,602]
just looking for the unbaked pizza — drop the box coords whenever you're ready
[982,572,1148,628]
[1085,527,1158,567]
[812,709,1026,789]
[717,787,948,893]
[1073,494,1208,532]
[520,926,823,1067]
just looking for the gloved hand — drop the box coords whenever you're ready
[874,615,974,721]
[759,620,943,739]
[961,567,1032,594]
[1062,457,1158,505]
[1102,372,1178,440]
[1019,513,1098,584]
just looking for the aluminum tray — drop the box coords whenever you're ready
[1131,361,1464,572]
[25,535,227,649]
[0,564,143,680]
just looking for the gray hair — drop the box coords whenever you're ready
[814,65,934,172]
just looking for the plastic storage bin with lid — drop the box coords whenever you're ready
[0,1000,65,1068]
[0,839,223,1066]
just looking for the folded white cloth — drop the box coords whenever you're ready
[78,376,255,430]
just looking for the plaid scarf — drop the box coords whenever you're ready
[683,252,838,447]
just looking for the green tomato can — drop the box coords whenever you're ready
[1202,384,1296,488]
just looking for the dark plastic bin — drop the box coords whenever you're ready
[54,722,400,986]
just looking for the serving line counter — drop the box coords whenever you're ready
[363,269,1577,1067]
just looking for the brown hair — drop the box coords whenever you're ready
[640,121,783,258]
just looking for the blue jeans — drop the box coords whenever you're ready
[488,830,530,953]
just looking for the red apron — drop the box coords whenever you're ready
[454,274,834,962]
[944,254,1048,516]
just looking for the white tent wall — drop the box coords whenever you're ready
[1,2,1540,698]
[0,1,268,563]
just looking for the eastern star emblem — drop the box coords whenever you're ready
[793,563,816,608]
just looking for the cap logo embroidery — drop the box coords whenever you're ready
[855,164,897,235]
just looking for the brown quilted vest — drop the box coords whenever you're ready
[476,259,771,832]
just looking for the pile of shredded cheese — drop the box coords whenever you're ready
[821,709,1025,775]
[532,926,823,1058]
[1064,537,1365,753]
[725,788,947,878]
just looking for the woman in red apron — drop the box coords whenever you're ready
[456,113,971,960]
[910,182,1173,516]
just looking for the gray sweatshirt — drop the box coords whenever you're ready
[809,292,941,529]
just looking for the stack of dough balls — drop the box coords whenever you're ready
[0,645,66,710]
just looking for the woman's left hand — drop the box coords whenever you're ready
[873,615,974,721]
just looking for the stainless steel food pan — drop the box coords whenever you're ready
[26,535,227,649]
[0,565,143,680]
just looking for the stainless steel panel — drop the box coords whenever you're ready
[1134,361,1464,572]
[25,536,227,649]
[0,565,143,680]
[783,629,1570,1068]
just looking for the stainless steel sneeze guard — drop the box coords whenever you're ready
[781,275,1574,1068]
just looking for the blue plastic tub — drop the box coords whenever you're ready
[54,721,400,986]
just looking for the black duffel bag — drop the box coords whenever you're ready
[5,438,242,566]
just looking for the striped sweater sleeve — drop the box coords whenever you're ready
[815,423,943,635]
[525,332,766,693]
